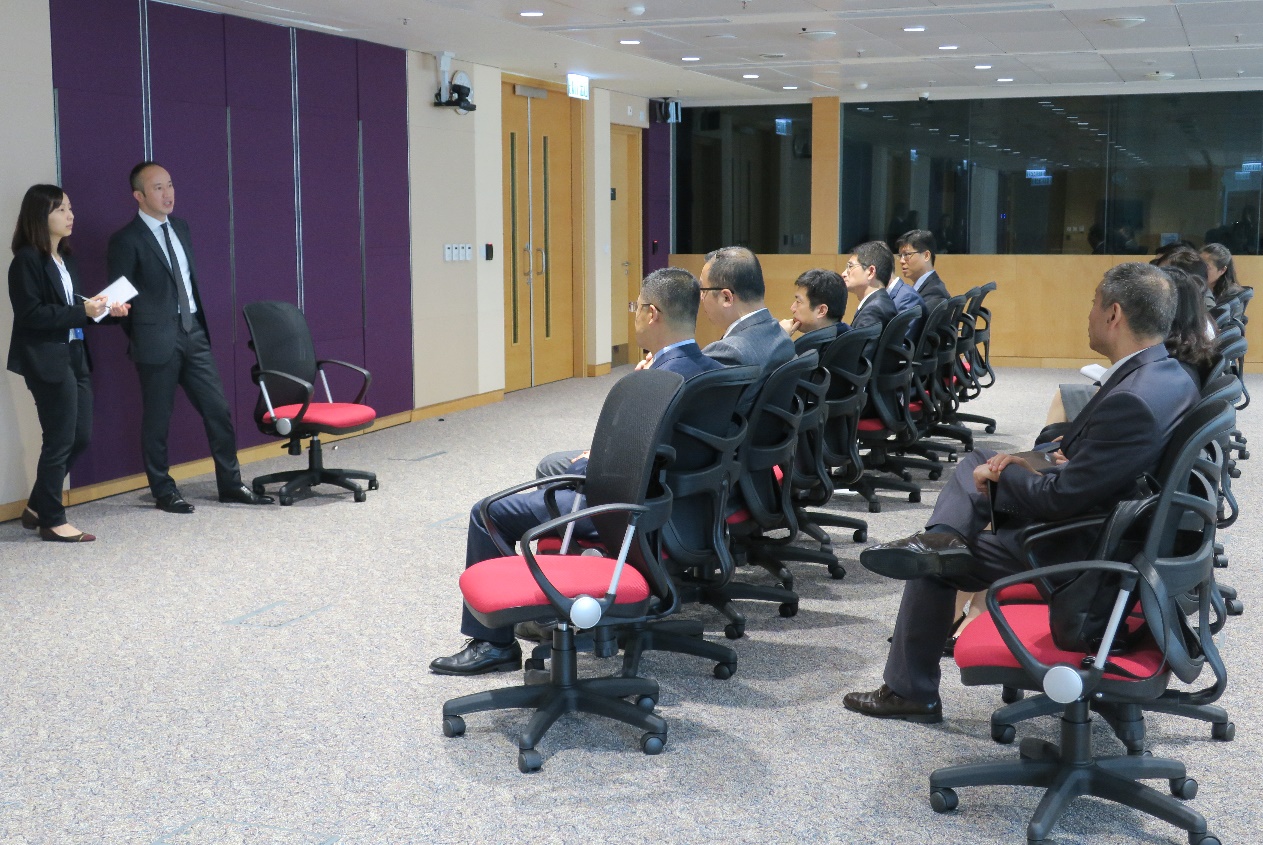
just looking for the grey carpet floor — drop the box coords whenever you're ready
[1,367,1258,844]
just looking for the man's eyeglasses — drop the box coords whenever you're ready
[698,286,729,293]
[897,250,925,259]
[844,260,862,271]
[629,300,656,313]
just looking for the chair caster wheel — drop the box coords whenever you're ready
[635,695,657,713]
[724,623,744,640]
[368,479,379,490]
[900,472,913,482]
[252,482,265,495]
[985,424,996,434]
[1192,834,1221,845]
[713,661,736,680]
[517,748,543,773]
[640,732,666,755]
[991,723,1015,744]
[828,564,846,580]
[279,495,294,506]
[929,787,958,813]
[929,470,942,481]
[779,602,798,618]
[354,490,367,503]
[1170,777,1198,800]
[1212,721,1235,741]
[525,657,547,672]
[1238,449,1249,459]
[947,453,958,462]
[853,529,867,543]
[909,491,921,503]
[1225,599,1243,616]
[1001,686,1023,704]
[442,715,465,738]
[868,501,882,513]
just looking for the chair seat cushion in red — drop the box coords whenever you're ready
[265,402,376,430]
[995,582,1044,603]
[858,417,885,432]
[955,603,1165,682]
[461,555,650,625]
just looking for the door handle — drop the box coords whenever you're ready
[523,244,532,278]
[537,248,547,276]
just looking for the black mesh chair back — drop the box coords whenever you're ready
[863,306,920,442]
[820,324,880,479]
[735,351,817,530]
[244,301,324,424]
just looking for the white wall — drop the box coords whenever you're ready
[0,0,58,508]
[407,52,504,407]
[584,88,612,368]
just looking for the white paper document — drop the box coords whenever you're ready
[1080,363,1107,382]
[90,276,139,322]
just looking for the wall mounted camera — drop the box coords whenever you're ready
[433,51,476,113]
[918,91,931,102]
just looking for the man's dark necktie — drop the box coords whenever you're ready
[161,222,194,332]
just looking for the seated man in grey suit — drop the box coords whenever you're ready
[845,241,901,335]
[896,229,951,314]
[778,267,849,346]
[431,267,723,676]
[842,263,1199,723]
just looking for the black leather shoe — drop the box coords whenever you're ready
[513,620,556,642]
[218,484,274,505]
[859,532,975,580]
[429,639,523,676]
[843,685,942,723]
[20,507,39,530]
[156,493,195,514]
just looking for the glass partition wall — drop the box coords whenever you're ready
[676,92,1263,255]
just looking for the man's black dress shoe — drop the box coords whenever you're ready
[843,685,943,723]
[218,484,275,505]
[156,493,195,514]
[429,639,523,676]
[859,532,975,581]
[513,620,555,642]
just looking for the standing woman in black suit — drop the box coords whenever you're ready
[6,184,128,541]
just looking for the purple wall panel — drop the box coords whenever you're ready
[50,0,147,486]
[357,42,412,416]
[148,4,238,464]
[225,16,299,445]
[296,31,364,402]
[643,122,673,275]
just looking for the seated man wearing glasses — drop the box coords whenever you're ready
[430,267,722,676]
[896,229,950,314]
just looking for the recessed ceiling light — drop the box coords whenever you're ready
[1146,70,1175,80]
[1103,17,1145,28]
[939,45,958,50]
[743,74,760,79]
[760,52,786,59]
[974,64,992,70]
[706,34,737,39]
[520,11,543,17]
[801,30,838,41]
[619,40,640,45]
[682,56,700,61]
[997,77,1013,82]
[783,85,798,90]
[904,25,926,32]
[1077,121,1088,126]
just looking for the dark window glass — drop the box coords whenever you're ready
[676,104,812,255]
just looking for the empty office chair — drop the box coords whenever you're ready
[242,301,378,505]
[929,400,1233,845]
[441,368,684,772]
[853,307,922,512]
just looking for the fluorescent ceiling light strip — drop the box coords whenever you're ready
[835,2,1051,19]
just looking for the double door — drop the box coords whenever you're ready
[502,82,574,391]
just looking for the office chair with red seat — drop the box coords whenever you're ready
[441,368,684,772]
[928,399,1233,845]
[853,306,923,512]
[242,301,378,505]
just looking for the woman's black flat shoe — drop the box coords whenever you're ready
[39,526,95,543]
[20,508,39,530]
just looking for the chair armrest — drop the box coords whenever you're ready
[985,560,1145,699]
[316,358,372,404]
[253,368,314,427]
[520,503,653,628]
[475,474,588,557]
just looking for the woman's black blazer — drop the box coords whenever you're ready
[6,246,93,383]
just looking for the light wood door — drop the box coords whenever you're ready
[610,125,643,366]
[502,81,575,391]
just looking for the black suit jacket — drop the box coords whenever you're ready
[994,345,1199,521]
[652,341,723,380]
[850,287,899,333]
[6,247,93,382]
[915,271,950,313]
[107,214,209,365]
[702,308,795,377]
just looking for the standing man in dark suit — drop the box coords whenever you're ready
[842,263,1199,723]
[698,246,794,383]
[845,241,901,334]
[778,267,849,347]
[896,229,950,313]
[107,162,272,513]
[433,267,723,675]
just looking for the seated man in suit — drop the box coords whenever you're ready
[845,241,901,335]
[778,267,849,344]
[842,262,1199,723]
[896,229,950,314]
[884,247,927,340]
[431,267,723,676]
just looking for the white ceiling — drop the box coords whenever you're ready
[174,0,1263,104]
